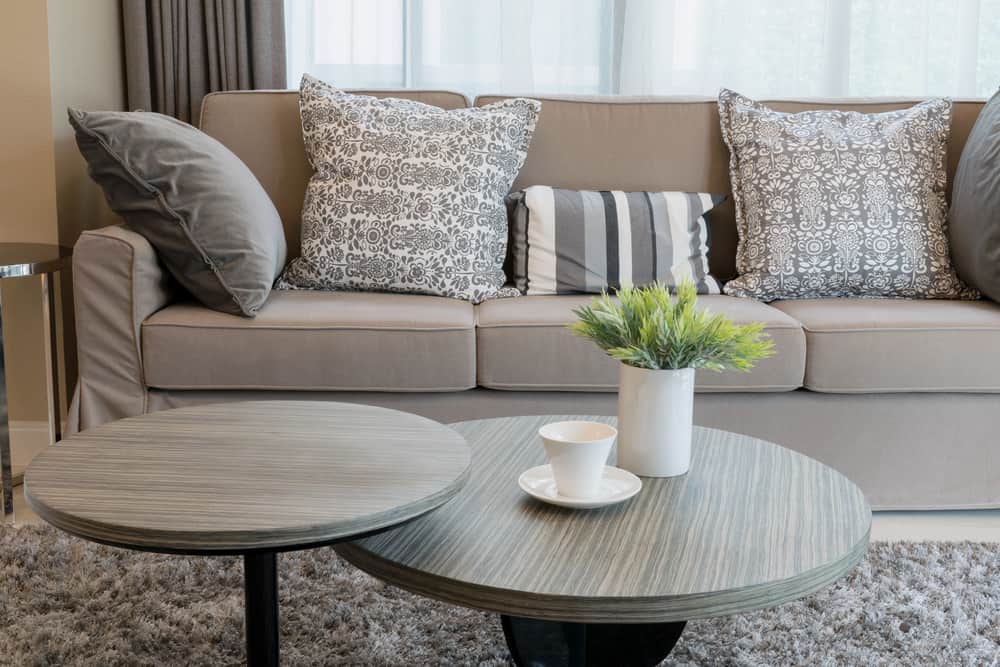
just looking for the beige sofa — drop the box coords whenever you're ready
[69,90,999,511]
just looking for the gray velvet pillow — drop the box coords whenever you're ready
[950,89,1000,302]
[69,108,286,316]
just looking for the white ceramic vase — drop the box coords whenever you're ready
[616,364,695,477]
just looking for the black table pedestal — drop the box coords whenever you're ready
[245,551,280,667]
[501,615,687,667]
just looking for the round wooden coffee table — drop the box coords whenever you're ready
[337,415,871,666]
[24,401,471,667]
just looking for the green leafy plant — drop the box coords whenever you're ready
[569,280,775,371]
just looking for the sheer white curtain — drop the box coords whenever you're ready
[286,0,1000,98]
[286,0,608,97]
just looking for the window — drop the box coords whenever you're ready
[286,0,1000,98]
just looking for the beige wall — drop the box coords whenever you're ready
[49,0,125,243]
[0,2,60,425]
[47,0,127,424]
[0,1,124,431]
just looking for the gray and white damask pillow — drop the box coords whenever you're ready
[718,89,977,301]
[277,75,540,303]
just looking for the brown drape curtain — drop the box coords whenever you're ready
[122,0,286,125]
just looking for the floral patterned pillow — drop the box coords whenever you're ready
[277,75,540,303]
[718,89,977,301]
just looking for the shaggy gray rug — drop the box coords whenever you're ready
[1,526,998,666]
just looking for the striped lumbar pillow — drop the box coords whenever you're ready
[508,185,725,295]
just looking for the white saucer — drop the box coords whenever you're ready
[518,464,642,509]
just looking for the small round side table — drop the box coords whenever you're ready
[0,243,72,517]
[25,401,472,667]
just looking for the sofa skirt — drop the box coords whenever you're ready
[69,387,991,512]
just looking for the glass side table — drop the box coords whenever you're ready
[0,243,72,517]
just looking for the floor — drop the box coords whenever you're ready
[6,482,1000,541]
[871,510,1000,542]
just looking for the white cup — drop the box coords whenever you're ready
[539,421,618,498]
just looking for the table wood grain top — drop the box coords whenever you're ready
[337,415,871,623]
[24,401,471,554]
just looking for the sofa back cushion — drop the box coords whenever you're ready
[477,95,985,282]
[199,90,469,257]
[199,90,984,281]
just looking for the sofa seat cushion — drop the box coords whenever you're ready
[771,299,1000,393]
[142,291,476,391]
[475,295,805,392]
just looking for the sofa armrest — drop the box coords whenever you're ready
[69,225,176,432]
